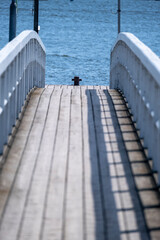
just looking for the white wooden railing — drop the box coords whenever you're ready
[0,30,45,154]
[110,32,160,183]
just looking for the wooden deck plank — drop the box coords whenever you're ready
[0,85,159,240]
[100,90,149,240]
[98,89,127,239]
[41,88,71,240]
[108,89,160,240]
[0,88,53,240]
[17,88,63,240]
[0,88,44,219]
[64,88,83,240]
[81,87,105,240]
[90,89,123,240]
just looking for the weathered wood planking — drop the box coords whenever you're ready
[42,87,71,240]
[81,87,104,240]
[0,85,159,240]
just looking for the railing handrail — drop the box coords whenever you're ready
[0,30,45,155]
[110,32,160,184]
[0,30,45,76]
[111,32,160,86]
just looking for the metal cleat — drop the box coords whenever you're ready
[72,76,82,86]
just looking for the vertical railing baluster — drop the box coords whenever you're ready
[0,30,45,155]
[110,32,160,184]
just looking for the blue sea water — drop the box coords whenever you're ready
[0,0,160,85]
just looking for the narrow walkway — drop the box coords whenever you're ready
[0,85,159,240]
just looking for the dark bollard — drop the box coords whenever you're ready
[9,0,17,42]
[72,76,82,86]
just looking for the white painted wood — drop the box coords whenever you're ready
[110,32,160,183]
[111,33,160,86]
[0,30,46,154]
[0,31,45,76]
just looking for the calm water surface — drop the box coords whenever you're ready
[0,0,160,85]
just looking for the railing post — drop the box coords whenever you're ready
[34,0,39,33]
[117,0,121,34]
[9,0,17,42]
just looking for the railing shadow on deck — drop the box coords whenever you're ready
[86,89,150,240]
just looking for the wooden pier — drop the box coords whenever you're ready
[0,85,159,240]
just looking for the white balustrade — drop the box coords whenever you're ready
[110,32,160,183]
[0,30,45,154]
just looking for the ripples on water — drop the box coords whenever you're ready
[0,0,160,85]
